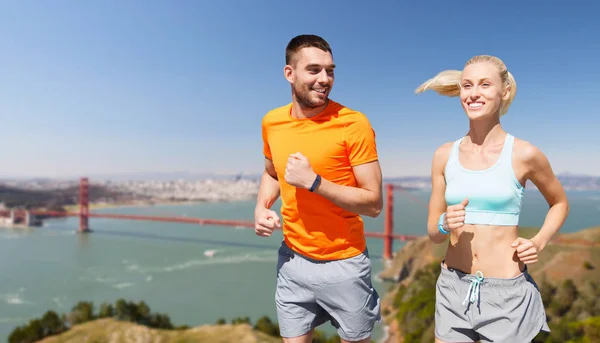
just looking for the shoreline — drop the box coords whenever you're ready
[62,198,245,212]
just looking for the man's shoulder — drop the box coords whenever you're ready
[329,100,371,126]
[262,103,292,124]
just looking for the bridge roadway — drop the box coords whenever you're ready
[0,209,420,241]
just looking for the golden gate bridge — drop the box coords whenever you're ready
[1,178,422,260]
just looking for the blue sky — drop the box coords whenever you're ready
[1,1,598,179]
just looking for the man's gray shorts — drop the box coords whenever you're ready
[435,262,551,343]
[275,241,381,341]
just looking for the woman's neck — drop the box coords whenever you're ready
[466,117,505,147]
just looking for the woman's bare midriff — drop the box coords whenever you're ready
[443,224,526,278]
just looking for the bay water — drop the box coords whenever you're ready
[1,189,599,340]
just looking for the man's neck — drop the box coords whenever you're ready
[291,99,329,119]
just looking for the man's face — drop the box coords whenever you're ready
[285,47,335,109]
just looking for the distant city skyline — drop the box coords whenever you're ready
[1,2,599,178]
[3,171,599,194]
[1,170,599,183]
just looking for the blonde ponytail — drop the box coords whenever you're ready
[499,70,517,116]
[416,55,518,116]
[414,69,462,96]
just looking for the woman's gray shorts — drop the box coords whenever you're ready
[275,241,381,341]
[435,262,551,343]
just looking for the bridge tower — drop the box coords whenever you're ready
[79,177,90,233]
[383,183,394,260]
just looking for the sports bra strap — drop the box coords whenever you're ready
[447,137,463,167]
[498,134,514,166]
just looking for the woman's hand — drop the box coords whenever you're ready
[511,237,541,264]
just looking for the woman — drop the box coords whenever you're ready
[416,55,570,343]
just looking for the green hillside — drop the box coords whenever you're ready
[37,319,281,343]
[8,298,344,343]
[379,226,600,343]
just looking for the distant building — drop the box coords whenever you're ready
[0,208,42,228]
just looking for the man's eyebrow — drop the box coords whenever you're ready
[305,63,336,69]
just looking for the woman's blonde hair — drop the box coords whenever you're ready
[415,55,517,116]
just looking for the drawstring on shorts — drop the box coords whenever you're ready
[462,271,484,307]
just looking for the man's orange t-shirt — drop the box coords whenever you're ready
[261,100,379,261]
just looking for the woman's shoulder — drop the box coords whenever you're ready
[431,141,457,172]
[433,136,465,159]
[511,135,549,169]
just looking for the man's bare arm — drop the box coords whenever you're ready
[314,160,383,217]
[254,158,281,237]
[256,158,280,211]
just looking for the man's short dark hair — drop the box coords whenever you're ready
[285,34,332,66]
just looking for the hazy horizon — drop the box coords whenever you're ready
[1,170,599,182]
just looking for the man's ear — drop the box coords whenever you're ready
[284,64,294,83]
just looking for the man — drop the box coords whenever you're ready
[255,34,383,343]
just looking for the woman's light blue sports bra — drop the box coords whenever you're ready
[444,133,525,226]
